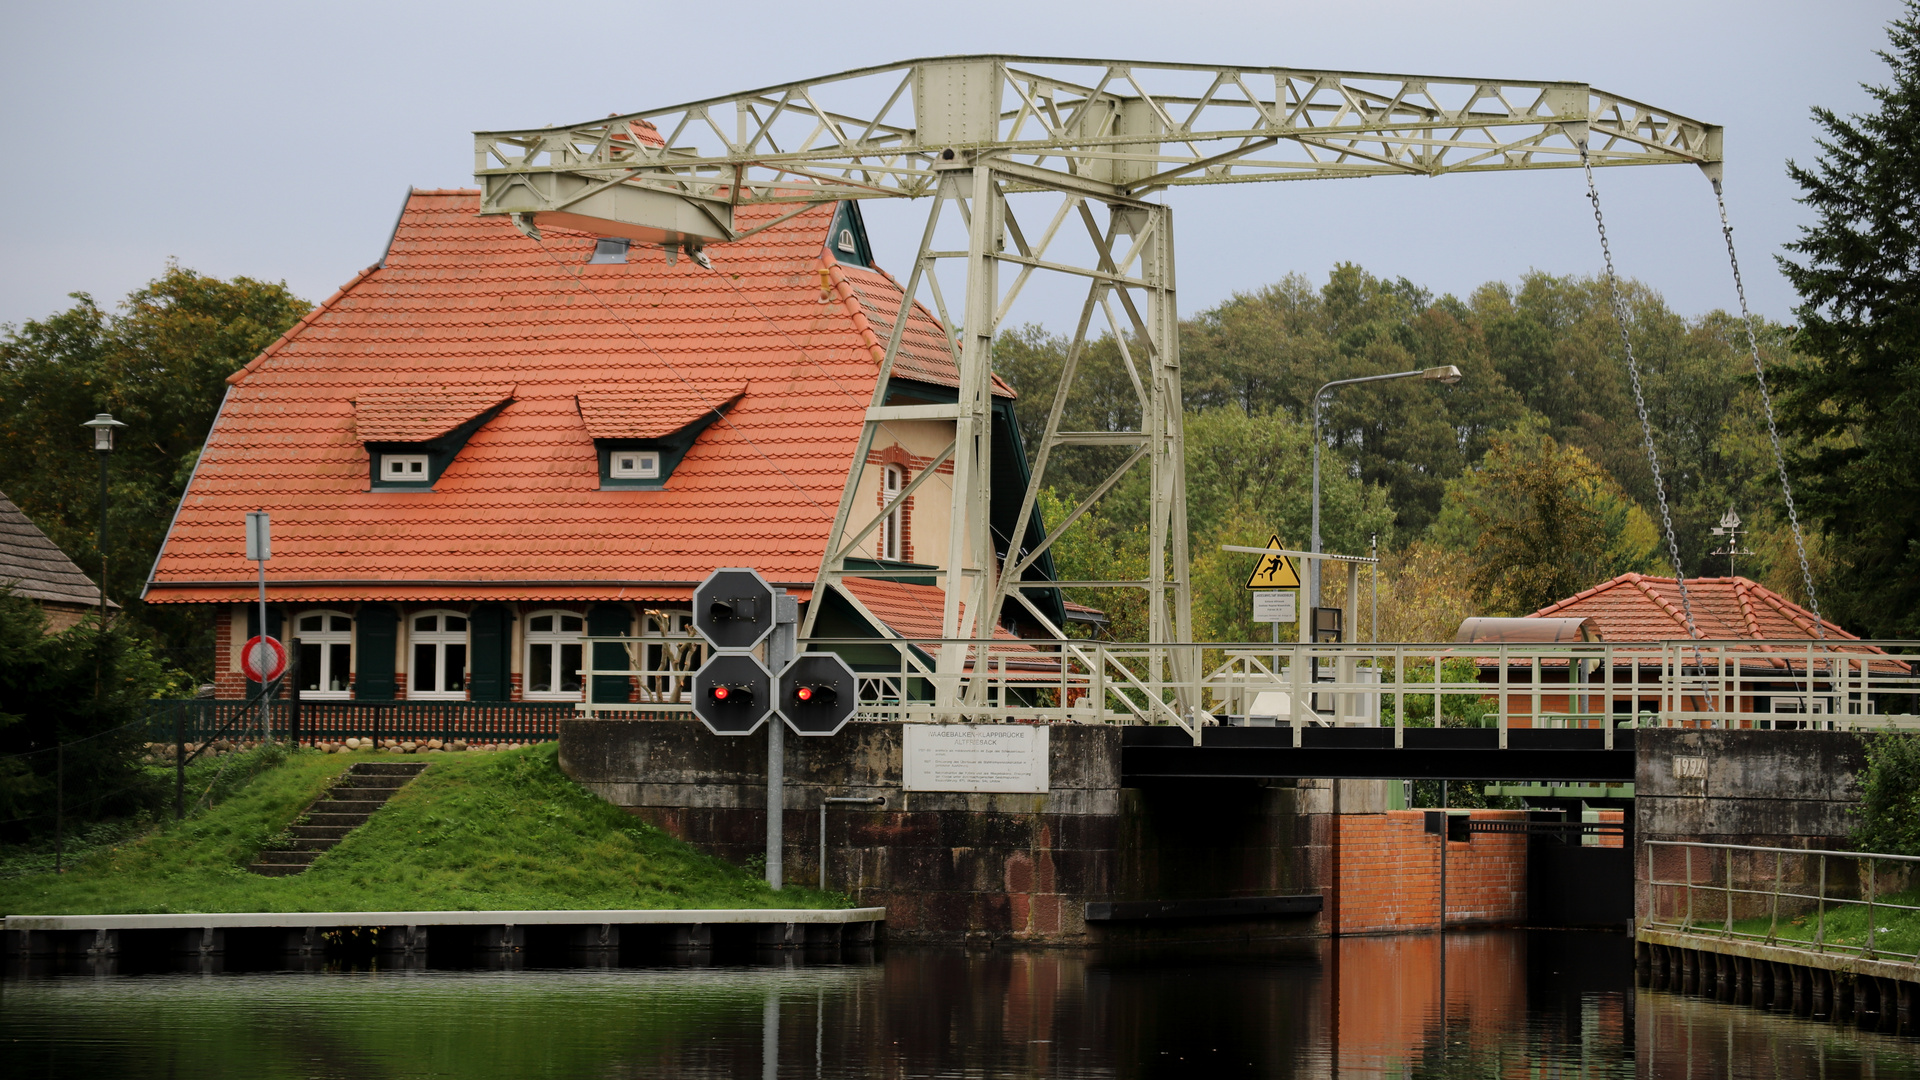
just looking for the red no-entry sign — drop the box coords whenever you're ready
[242,635,288,682]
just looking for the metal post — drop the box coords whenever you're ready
[1815,854,1827,950]
[1369,534,1378,644]
[257,557,270,745]
[174,707,185,821]
[97,450,109,631]
[288,637,302,749]
[1865,855,1876,957]
[1311,395,1324,611]
[766,593,797,890]
[55,742,64,873]
[1684,845,1694,929]
[1438,816,1447,933]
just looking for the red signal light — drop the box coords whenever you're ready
[713,686,730,701]
[796,686,814,702]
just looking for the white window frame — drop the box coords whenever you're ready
[381,454,430,482]
[292,610,354,699]
[523,609,586,701]
[610,450,661,479]
[838,228,858,253]
[408,609,469,700]
[880,464,904,561]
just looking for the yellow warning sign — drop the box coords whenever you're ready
[1244,535,1302,590]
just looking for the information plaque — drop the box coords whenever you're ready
[902,724,1050,793]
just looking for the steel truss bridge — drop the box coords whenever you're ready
[475,56,1724,721]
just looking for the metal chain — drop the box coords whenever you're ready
[1580,145,1705,643]
[1711,178,1825,638]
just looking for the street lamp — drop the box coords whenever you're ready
[80,413,127,630]
[1309,366,1461,613]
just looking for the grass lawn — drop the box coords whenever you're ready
[0,743,845,915]
[1720,890,1920,959]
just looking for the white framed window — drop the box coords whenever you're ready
[409,610,468,699]
[610,450,661,479]
[382,454,430,481]
[880,465,904,561]
[294,610,353,699]
[524,610,585,699]
[838,228,858,253]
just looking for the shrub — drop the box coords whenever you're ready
[1852,733,1920,856]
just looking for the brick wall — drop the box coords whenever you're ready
[1335,810,1528,935]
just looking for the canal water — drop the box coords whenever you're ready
[4,929,1915,1077]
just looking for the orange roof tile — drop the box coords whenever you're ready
[352,385,515,443]
[1529,574,1855,642]
[146,191,966,605]
[838,577,1049,666]
[575,383,745,440]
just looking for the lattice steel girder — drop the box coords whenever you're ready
[474,54,1720,232]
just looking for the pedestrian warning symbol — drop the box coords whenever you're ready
[1244,535,1302,590]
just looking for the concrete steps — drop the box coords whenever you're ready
[248,761,427,876]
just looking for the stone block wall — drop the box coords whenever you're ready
[1634,729,1869,922]
[558,718,1331,944]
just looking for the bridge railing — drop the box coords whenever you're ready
[565,635,1919,743]
[1653,639,1920,731]
[1644,840,1920,963]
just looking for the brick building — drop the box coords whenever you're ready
[144,190,1068,704]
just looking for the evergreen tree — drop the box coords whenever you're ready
[1777,2,1920,636]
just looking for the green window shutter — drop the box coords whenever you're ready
[355,605,398,701]
[469,604,512,702]
[587,604,632,704]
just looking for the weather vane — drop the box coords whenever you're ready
[1708,507,1753,578]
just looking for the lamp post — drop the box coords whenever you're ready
[79,413,127,632]
[1309,367,1462,612]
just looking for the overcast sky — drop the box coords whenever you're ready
[0,1,1904,334]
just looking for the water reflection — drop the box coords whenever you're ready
[3,930,1912,1078]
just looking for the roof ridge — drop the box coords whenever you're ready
[823,253,886,365]
[1732,578,1764,638]
[226,265,380,386]
[1531,574,1627,617]
[1626,574,1696,638]
[1746,577,1854,639]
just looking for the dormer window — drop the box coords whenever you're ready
[609,451,660,479]
[838,229,858,253]
[577,383,746,490]
[381,454,430,481]
[354,385,515,491]
[589,238,630,264]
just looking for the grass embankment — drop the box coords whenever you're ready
[1724,892,1920,958]
[0,743,843,915]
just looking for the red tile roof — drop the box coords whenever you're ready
[352,385,516,443]
[146,190,974,609]
[575,383,745,440]
[838,577,1049,667]
[1530,574,1854,642]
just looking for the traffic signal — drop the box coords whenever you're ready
[692,652,772,735]
[693,568,778,650]
[777,653,859,736]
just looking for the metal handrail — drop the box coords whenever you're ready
[1643,839,1920,963]
[565,635,1920,740]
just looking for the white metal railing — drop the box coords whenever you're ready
[568,635,1918,742]
[1645,840,1920,963]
